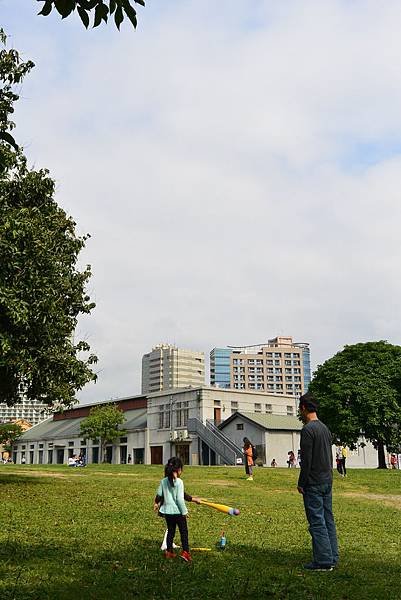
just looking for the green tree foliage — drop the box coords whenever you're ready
[80,404,126,462]
[37,0,145,30]
[0,29,35,166]
[309,341,401,468]
[0,32,97,408]
[0,422,24,454]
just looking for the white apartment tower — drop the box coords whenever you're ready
[142,344,205,394]
[0,398,52,426]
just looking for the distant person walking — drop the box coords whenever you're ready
[340,446,347,477]
[335,447,343,476]
[243,438,255,481]
[297,393,339,572]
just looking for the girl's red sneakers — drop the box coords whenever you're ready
[179,551,192,562]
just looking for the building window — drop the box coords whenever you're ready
[176,401,189,427]
[265,404,272,413]
[120,437,128,443]
[159,406,164,429]
[231,401,238,410]
[254,403,262,412]
[236,423,244,430]
[287,405,294,415]
[68,441,74,447]
[159,405,170,429]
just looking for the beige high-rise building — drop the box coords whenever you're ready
[211,336,311,397]
[142,344,205,394]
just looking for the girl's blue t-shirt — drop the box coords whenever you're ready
[156,476,188,515]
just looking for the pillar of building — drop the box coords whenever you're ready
[144,428,151,465]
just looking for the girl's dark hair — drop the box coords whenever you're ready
[243,437,251,449]
[164,456,183,487]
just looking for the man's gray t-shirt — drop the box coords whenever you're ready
[298,420,333,489]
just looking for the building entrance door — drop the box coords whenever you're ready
[105,446,113,464]
[151,446,163,464]
[174,444,189,465]
[201,441,209,465]
[56,448,65,464]
[214,407,222,424]
[120,445,127,464]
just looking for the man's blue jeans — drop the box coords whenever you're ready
[303,483,339,566]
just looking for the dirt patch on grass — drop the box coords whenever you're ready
[341,492,401,510]
[201,479,238,487]
[0,470,76,479]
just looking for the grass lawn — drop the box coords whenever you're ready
[0,465,400,600]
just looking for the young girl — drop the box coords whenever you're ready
[243,437,254,481]
[154,457,192,562]
[157,457,201,551]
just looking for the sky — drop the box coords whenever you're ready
[2,0,401,404]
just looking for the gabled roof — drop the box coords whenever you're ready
[219,411,303,432]
[18,408,147,442]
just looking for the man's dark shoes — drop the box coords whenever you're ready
[303,562,333,572]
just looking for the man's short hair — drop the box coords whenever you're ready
[299,392,318,413]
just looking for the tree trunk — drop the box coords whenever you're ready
[377,440,387,469]
[101,440,107,464]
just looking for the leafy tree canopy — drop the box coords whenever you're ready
[37,0,145,30]
[0,31,97,408]
[80,404,126,462]
[0,422,24,452]
[309,341,401,468]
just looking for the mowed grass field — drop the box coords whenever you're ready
[0,465,400,600]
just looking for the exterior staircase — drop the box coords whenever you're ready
[187,418,243,465]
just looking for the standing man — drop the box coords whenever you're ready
[297,393,339,572]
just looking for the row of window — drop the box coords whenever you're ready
[233,366,302,373]
[158,402,189,429]
[233,382,301,392]
[233,375,302,382]
[233,358,301,366]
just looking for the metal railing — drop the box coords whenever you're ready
[205,420,243,457]
[187,418,243,465]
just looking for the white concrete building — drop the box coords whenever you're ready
[0,398,52,426]
[141,344,205,394]
[12,386,379,468]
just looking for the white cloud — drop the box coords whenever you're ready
[3,0,401,402]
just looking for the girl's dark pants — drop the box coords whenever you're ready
[165,514,189,552]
